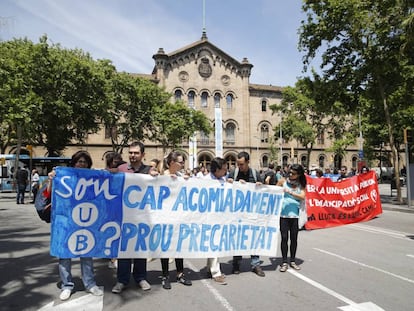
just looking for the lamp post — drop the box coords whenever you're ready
[279,112,283,166]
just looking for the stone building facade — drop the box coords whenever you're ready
[28,32,363,171]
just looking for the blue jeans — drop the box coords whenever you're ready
[117,258,147,285]
[59,257,96,290]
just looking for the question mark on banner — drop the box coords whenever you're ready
[100,222,121,256]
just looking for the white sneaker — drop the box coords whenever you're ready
[59,289,72,301]
[138,280,151,291]
[87,285,103,296]
[112,282,125,294]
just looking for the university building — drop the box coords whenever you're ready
[33,32,363,171]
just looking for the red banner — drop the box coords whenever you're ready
[305,171,382,230]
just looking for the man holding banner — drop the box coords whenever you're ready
[227,151,265,277]
[112,141,158,294]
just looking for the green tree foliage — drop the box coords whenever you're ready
[148,101,212,154]
[299,0,414,201]
[104,73,172,153]
[0,36,112,156]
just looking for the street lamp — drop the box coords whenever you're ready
[279,112,283,166]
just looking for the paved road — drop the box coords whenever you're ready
[0,185,413,311]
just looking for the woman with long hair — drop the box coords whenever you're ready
[276,163,307,272]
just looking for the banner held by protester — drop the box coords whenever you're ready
[50,167,284,259]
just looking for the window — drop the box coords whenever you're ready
[226,94,233,109]
[260,124,269,143]
[319,155,325,168]
[301,155,307,167]
[188,91,195,108]
[225,123,235,143]
[214,93,221,108]
[262,155,269,168]
[200,131,209,145]
[261,100,267,112]
[317,130,325,144]
[201,92,208,108]
[174,90,182,101]
[105,125,116,139]
[352,155,358,169]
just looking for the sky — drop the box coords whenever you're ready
[0,0,312,87]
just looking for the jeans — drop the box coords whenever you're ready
[16,184,26,203]
[117,258,147,285]
[59,257,96,290]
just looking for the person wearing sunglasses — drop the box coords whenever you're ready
[276,163,307,272]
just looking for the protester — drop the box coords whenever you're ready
[104,151,125,269]
[314,168,324,178]
[227,151,265,277]
[112,141,158,294]
[159,150,192,289]
[276,163,307,272]
[337,165,348,181]
[47,150,103,301]
[202,157,228,285]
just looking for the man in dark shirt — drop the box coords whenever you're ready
[112,141,158,294]
[227,151,265,277]
[16,167,28,204]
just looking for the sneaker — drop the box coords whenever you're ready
[59,289,72,301]
[252,266,265,277]
[161,276,171,290]
[87,285,103,296]
[138,280,151,291]
[280,263,288,272]
[112,282,125,294]
[290,262,301,270]
[177,273,192,286]
[213,275,227,285]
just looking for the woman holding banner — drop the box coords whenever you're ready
[277,163,307,272]
[47,150,103,301]
[159,151,192,289]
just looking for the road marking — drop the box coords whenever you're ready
[315,248,414,284]
[407,254,414,259]
[288,270,385,310]
[186,261,235,311]
[37,291,103,310]
[349,224,412,240]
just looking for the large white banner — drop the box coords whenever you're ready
[50,167,283,258]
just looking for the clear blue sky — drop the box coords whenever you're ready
[1,0,312,87]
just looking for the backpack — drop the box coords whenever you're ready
[233,167,257,182]
[34,182,51,223]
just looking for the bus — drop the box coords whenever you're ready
[0,154,71,192]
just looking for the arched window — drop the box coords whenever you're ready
[188,91,195,108]
[225,123,235,144]
[201,92,208,108]
[260,124,269,143]
[261,100,267,112]
[352,155,358,169]
[214,93,221,108]
[174,90,182,101]
[301,155,307,168]
[319,155,325,168]
[226,94,233,109]
[262,155,269,168]
[282,155,289,166]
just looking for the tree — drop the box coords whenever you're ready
[299,0,414,202]
[0,36,112,156]
[148,101,212,155]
